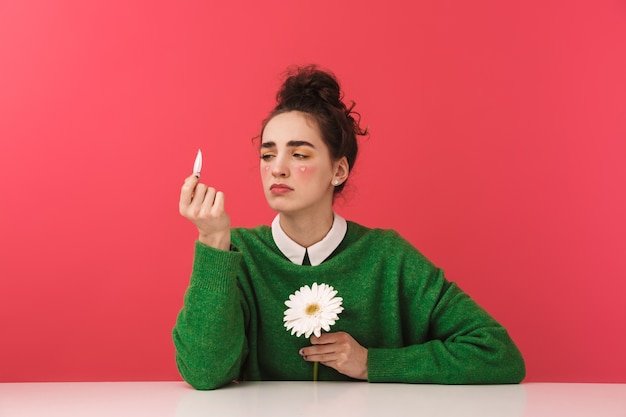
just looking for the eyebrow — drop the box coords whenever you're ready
[260,140,316,149]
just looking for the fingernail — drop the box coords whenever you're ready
[299,348,304,356]
[194,173,200,179]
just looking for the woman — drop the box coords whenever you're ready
[174,65,525,390]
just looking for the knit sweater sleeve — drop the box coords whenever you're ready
[367,242,525,384]
[172,241,249,390]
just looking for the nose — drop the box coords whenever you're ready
[271,155,289,178]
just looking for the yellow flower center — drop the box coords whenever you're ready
[305,303,320,316]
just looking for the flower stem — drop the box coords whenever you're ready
[313,361,319,381]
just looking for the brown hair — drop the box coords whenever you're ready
[260,65,368,193]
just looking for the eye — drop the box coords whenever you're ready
[260,153,275,161]
[293,153,309,160]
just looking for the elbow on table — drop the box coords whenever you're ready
[463,334,526,384]
[184,376,228,391]
[489,344,526,384]
[176,358,237,390]
[480,328,527,384]
[507,352,526,383]
[178,368,234,390]
[460,352,525,384]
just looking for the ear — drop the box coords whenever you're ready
[332,157,350,185]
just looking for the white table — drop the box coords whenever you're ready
[0,381,624,417]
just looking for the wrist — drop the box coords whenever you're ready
[198,231,231,251]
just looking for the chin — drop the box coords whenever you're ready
[267,204,294,214]
[265,198,290,213]
[266,201,304,216]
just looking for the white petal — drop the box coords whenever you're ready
[283,282,344,338]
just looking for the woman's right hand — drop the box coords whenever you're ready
[179,174,231,250]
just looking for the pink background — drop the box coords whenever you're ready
[1,0,625,383]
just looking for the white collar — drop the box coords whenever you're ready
[271,213,347,266]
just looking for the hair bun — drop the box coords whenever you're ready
[276,65,344,112]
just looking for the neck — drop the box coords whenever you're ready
[279,210,334,248]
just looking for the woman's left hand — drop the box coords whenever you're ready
[299,332,368,380]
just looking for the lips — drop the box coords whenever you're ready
[270,183,293,194]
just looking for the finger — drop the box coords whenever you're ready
[304,352,338,364]
[185,183,208,218]
[310,336,322,345]
[179,175,201,212]
[189,183,209,213]
[300,344,336,359]
[310,332,342,345]
[212,191,226,214]
[199,186,217,214]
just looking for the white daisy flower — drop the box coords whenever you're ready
[283,282,344,338]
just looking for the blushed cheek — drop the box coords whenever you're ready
[296,165,317,178]
[261,165,271,182]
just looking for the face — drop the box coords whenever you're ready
[260,111,347,216]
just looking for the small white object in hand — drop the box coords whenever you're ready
[284,283,344,338]
[193,149,202,174]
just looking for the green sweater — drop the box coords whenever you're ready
[173,221,525,389]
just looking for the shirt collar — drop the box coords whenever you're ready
[271,213,347,266]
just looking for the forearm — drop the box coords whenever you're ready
[172,242,248,389]
[367,327,525,384]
